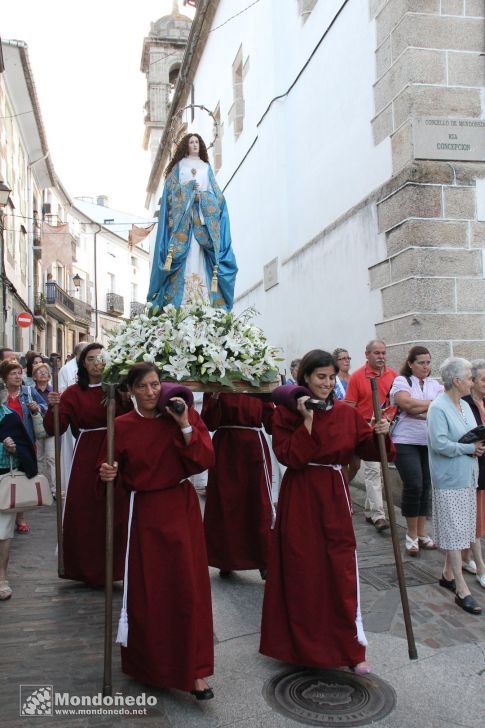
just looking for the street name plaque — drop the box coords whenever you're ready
[413,117,485,162]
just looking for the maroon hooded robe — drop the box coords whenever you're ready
[260,400,394,668]
[202,393,275,570]
[104,407,215,692]
[43,384,128,585]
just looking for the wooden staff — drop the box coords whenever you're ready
[50,354,64,577]
[370,377,418,660]
[103,383,116,697]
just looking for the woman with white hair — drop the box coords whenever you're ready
[427,357,484,615]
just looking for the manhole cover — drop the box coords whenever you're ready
[263,668,396,726]
[359,562,437,591]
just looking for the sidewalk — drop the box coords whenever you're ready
[1,487,484,728]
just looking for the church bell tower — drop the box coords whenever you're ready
[141,1,192,161]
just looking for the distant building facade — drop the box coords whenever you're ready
[1,39,151,359]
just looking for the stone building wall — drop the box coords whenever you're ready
[369,0,485,369]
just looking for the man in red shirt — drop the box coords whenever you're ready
[345,339,397,531]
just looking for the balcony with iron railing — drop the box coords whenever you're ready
[130,301,145,317]
[33,292,47,329]
[44,281,92,328]
[73,298,93,325]
[106,292,125,316]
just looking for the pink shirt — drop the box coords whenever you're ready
[390,375,443,446]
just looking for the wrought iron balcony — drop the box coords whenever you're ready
[44,282,91,329]
[106,292,124,316]
[45,281,76,322]
[130,301,145,317]
[33,292,47,329]
[73,298,92,325]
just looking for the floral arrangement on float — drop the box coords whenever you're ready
[103,299,282,392]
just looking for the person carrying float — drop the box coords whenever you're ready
[44,343,129,586]
[202,392,275,581]
[260,349,395,674]
[99,363,215,700]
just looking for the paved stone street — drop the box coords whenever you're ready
[1,486,485,728]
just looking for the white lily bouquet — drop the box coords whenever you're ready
[103,301,282,389]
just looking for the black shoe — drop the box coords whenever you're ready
[455,593,482,615]
[191,688,214,701]
[438,574,456,593]
[259,568,267,581]
[365,517,373,524]
[219,570,231,579]
[374,518,389,532]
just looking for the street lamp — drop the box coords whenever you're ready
[72,273,81,290]
[0,180,12,207]
[0,180,12,346]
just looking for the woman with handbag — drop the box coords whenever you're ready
[0,360,47,535]
[0,403,38,600]
[427,357,484,615]
[390,346,443,556]
[99,363,215,699]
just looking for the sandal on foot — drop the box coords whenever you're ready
[351,662,372,675]
[462,559,477,575]
[15,522,30,534]
[418,536,437,550]
[439,574,456,592]
[0,581,12,601]
[405,534,419,556]
[455,593,482,615]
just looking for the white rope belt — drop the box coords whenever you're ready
[218,425,276,529]
[307,462,367,647]
[116,490,135,647]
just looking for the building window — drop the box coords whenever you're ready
[229,46,248,139]
[213,103,223,173]
[168,63,181,106]
[108,273,115,293]
[131,283,138,302]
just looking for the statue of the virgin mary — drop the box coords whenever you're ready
[147,133,238,310]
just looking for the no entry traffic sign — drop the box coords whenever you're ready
[16,312,33,327]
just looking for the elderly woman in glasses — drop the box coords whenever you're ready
[427,357,484,615]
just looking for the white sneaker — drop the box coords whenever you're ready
[462,559,477,574]
[476,573,485,589]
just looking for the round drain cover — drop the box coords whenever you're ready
[263,668,396,726]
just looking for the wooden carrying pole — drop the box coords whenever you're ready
[103,384,116,697]
[50,354,64,577]
[370,376,418,660]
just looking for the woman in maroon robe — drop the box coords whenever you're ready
[99,363,215,699]
[44,343,128,586]
[260,349,394,673]
[202,392,275,578]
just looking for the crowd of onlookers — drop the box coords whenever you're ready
[289,341,485,616]
[1,337,485,700]
[0,345,79,601]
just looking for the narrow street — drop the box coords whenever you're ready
[2,486,484,728]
